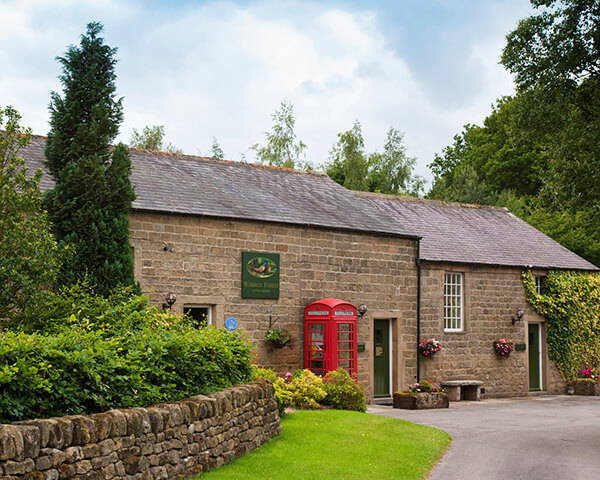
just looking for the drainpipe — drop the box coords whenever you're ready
[416,239,422,383]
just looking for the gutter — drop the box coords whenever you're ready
[416,239,422,383]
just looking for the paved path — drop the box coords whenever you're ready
[369,395,600,480]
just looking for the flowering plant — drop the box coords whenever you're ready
[494,338,515,357]
[419,338,442,357]
[578,368,597,380]
[407,380,444,394]
[264,328,292,348]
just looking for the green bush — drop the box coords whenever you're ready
[286,369,327,409]
[0,290,253,422]
[252,366,293,416]
[322,369,367,412]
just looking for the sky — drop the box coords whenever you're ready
[0,0,534,184]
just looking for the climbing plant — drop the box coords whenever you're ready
[522,270,600,380]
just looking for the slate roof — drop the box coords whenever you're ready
[20,135,598,271]
[355,191,598,271]
[21,136,418,239]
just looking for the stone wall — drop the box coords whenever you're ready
[130,212,419,397]
[0,382,280,480]
[419,263,564,397]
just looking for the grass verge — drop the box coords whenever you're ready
[200,410,451,480]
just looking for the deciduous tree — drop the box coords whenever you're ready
[0,106,63,317]
[251,101,307,168]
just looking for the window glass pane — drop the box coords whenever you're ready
[311,323,325,331]
[337,342,352,350]
[443,273,463,331]
[338,351,352,359]
[310,360,324,369]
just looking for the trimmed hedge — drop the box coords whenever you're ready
[0,287,253,422]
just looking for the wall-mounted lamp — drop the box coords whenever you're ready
[357,304,368,318]
[511,309,524,325]
[162,292,177,310]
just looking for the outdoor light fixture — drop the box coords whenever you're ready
[357,304,368,318]
[511,309,524,325]
[162,292,177,310]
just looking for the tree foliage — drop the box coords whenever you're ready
[211,137,225,159]
[129,125,183,154]
[327,122,424,195]
[501,0,599,91]
[523,270,600,380]
[251,101,307,169]
[428,1,600,266]
[0,107,64,319]
[44,22,136,295]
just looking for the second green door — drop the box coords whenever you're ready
[374,319,390,397]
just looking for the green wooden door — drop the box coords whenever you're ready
[374,319,390,397]
[528,323,541,391]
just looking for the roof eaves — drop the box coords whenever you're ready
[130,207,422,241]
[419,258,600,272]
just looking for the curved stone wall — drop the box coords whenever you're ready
[0,381,280,479]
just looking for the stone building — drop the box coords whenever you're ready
[23,136,598,399]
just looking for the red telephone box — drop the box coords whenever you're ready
[304,298,358,377]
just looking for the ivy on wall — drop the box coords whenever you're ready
[522,270,600,380]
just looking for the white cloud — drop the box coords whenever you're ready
[0,0,520,183]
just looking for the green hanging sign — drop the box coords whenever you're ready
[241,252,280,299]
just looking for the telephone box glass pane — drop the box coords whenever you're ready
[338,332,351,340]
[308,322,327,375]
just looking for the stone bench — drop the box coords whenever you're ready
[441,380,484,401]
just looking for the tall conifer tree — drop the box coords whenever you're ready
[45,22,135,295]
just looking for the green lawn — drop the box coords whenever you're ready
[200,410,451,480]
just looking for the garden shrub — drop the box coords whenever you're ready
[0,295,253,422]
[322,368,366,412]
[7,284,157,334]
[286,369,327,409]
[252,367,293,416]
[523,270,600,380]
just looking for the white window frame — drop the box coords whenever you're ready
[444,272,464,332]
[183,305,213,326]
[535,276,544,294]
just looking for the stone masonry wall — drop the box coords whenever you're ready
[129,212,419,397]
[419,263,564,397]
[0,381,280,480]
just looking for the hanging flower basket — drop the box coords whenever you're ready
[419,338,442,357]
[264,328,292,349]
[494,338,515,357]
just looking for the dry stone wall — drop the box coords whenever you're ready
[0,381,279,480]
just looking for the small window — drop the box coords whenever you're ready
[444,272,464,332]
[535,276,545,294]
[183,306,212,328]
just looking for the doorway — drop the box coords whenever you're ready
[528,323,543,391]
[374,319,391,397]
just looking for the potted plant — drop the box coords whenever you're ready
[264,328,292,349]
[393,380,449,410]
[419,338,442,357]
[570,368,600,396]
[494,338,515,357]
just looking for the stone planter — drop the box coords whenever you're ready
[571,379,600,396]
[393,392,449,410]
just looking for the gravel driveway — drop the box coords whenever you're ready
[369,395,600,480]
